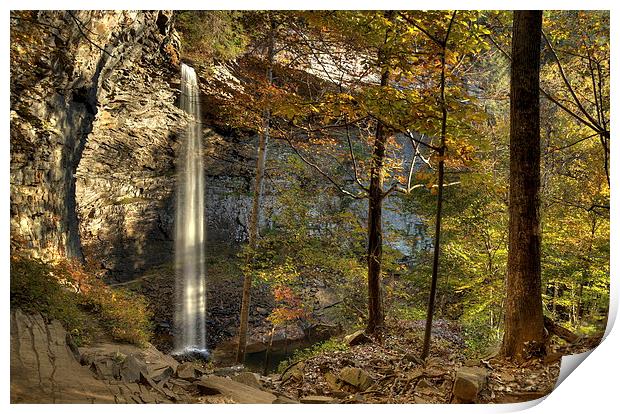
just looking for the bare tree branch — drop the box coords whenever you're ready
[486,32,603,134]
[541,30,602,131]
[544,132,599,156]
[280,133,367,200]
[344,116,370,193]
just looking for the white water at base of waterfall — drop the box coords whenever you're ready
[174,63,207,353]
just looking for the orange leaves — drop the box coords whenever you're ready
[268,284,308,326]
[273,285,298,303]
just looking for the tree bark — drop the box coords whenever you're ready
[420,11,456,361]
[236,18,275,364]
[365,15,393,336]
[421,49,447,361]
[366,68,388,336]
[501,10,545,361]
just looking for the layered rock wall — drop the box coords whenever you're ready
[10,11,181,264]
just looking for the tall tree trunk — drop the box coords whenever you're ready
[421,49,447,361]
[501,10,545,361]
[366,68,388,336]
[236,19,275,364]
[420,11,456,361]
[365,14,393,335]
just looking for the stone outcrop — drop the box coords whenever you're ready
[11,309,116,403]
[197,375,278,404]
[10,10,427,284]
[452,366,488,403]
[10,309,185,403]
[10,12,287,282]
[10,11,180,265]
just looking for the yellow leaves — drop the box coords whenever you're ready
[415,170,434,182]
[445,50,460,66]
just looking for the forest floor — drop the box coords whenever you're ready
[261,319,583,404]
[11,307,601,404]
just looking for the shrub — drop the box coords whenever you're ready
[10,252,152,346]
[81,285,152,345]
[10,253,91,344]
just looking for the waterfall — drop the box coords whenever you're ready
[174,64,206,353]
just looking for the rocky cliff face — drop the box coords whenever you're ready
[10,11,424,284]
[11,10,273,281]
[72,13,187,278]
[10,11,182,268]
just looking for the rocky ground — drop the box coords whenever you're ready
[13,308,597,404]
[10,309,286,403]
[263,319,564,404]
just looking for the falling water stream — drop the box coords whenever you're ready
[174,64,207,354]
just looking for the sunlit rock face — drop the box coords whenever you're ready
[73,12,187,280]
[174,64,206,351]
[10,10,181,264]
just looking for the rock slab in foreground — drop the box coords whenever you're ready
[300,395,337,404]
[198,375,278,404]
[452,367,488,403]
[338,367,373,391]
[11,310,185,403]
[232,372,263,389]
[11,310,117,403]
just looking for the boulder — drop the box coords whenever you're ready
[324,372,341,391]
[338,367,373,391]
[88,357,118,380]
[452,367,488,403]
[197,375,278,403]
[344,330,371,346]
[233,372,263,389]
[150,365,174,384]
[176,362,198,380]
[120,354,148,383]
